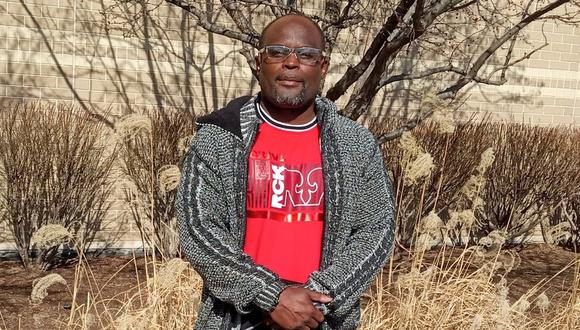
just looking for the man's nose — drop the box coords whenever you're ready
[283,51,300,68]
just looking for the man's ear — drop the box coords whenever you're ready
[321,58,329,76]
[255,54,261,73]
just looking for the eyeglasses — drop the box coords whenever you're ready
[258,45,326,66]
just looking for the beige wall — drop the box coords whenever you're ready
[1,1,579,122]
[466,22,580,125]
[1,0,579,249]
[0,0,262,117]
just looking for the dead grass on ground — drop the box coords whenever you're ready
[1,245,578,329]
[22,247,580,328]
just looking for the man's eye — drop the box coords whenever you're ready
[269,48,288,57]
[298,50,317,60]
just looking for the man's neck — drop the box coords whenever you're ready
[260,100,316,125]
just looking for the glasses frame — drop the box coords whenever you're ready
[258,45,327,66]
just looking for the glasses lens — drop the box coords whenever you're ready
[265,46,291,63]
[296,47,322,65]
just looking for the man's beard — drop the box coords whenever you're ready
[272,85,307,107]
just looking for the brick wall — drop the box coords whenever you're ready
[2,1,579,121]
[1,0,579,249]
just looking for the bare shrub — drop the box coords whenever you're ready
[478,125,577,244]
[549,194,580,250]
[372,117,577,248]
[118,109,196,259]
[371,118,492,246]
[0,102,117,269]
[543,129,580,250]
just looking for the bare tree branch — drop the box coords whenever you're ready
[376,38,550,143]
[153,0,577,144]
[449,0,478,12]
[496,43,548,77]
[240,44,259,77]
[413,0,425,34]
[500,0,534,82]
[321,0,342,55]
[379,64,465,86]
[331,0,361,30]
[220,0,260,37]
[377,108,434,144]
[438,0,570,99]
[325,0,416,101]
[235,0,297,16]
[341,0,460,119]
[164,0,260,47]
[268,0,285,17]
[314,13,363,30]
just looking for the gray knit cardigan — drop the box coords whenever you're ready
[176,94,395,330]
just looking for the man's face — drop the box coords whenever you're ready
[256,17,328,109]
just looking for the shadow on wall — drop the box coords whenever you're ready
[367,50,537,125]
[1,0,258,125]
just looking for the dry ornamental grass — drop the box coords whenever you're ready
[30,274,68,305]
[47,247,580,330]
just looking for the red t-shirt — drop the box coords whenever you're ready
[243,104,324,284]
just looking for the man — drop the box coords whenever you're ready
[176,14,395,330]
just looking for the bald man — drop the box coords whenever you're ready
[176,14,395,330]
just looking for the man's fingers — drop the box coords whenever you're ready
[305,317,319,329]
[312,307,324,323]
[307,290,333,303]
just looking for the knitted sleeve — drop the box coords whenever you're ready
[175,132,288,314]
[305,141,396,317]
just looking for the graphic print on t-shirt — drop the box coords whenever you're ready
[248,151,323,215]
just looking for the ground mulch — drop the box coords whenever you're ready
[0,256,148,329]
[0,244,577,329]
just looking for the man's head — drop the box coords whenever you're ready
[256,15,328,110]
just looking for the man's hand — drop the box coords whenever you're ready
[269,287,332,329]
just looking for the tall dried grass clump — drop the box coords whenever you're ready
[118,109,196,258]
[0,102,118,269]
[115,114,152,141]
[65,257,203,330]
[359,247,580,330]
[31,224,72,251]
[546,193,580,250]
[422,93,456,135]
[415,211,445,252]
[403,153,435,186]
[31,273,68,305]
[113,259,202,329]
[157,165,181,196]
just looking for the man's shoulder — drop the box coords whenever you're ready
[196,95,253,139]
[328,113,377,147]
